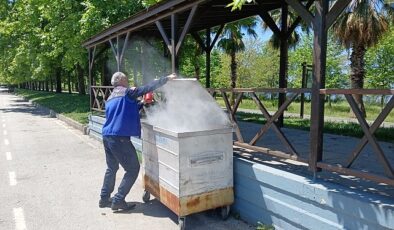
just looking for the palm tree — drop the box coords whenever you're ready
[332,0,394,117]
[217,17,257,104]
[261,9,305,50]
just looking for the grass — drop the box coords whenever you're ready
[237,112,394,143]
[256,222,275,230]
[15,89,90,124]
[216,97,394,123]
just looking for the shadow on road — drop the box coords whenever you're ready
[0,97,52,117]
[111,200,241,230]
[112,200,178,222]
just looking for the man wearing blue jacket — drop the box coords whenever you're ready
[99,71,176,211]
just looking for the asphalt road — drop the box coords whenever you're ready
[0,90,253,230]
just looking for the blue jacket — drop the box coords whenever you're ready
[102,76,168,137]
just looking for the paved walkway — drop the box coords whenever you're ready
[0,90,253,230]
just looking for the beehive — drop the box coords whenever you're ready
[141,122,234,216]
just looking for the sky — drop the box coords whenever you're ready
[254,23,273,42]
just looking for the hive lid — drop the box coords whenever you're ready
[152,125,233,138]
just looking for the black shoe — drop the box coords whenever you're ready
[111,200,136,211]
[99,197,113,208]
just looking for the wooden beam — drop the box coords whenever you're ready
[210,88,312,93]
[234,142,307,162]
[155,20,172,54]
[346,96,394,168]
[309,0,328,173]
[209,24,224,51]
[206,28,211,88]
[249,93,298,145]
[109,39,119,64]
[88,47,96,111]
[221,91,244,143]
[176,4,198,54]
[285,0,314,26]
[317,162,394,186]
[231,93,244,117]
[257,8,281,36]
[287,0,314,38]
[89,46,96,71]
[326,0,352,29]
[116,36,120,71]
[83,0,206,48]
[320,89,394,95]
[119,32,130,68]
[171,13,179,73]
[191,32,207,51]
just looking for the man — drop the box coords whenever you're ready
[99,72,176,211]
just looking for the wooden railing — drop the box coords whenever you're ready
[317,89,394,185]
[90,85,394,185]
[91,86,114,112]
[207,88,311,163]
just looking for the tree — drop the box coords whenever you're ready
[332,0,394,117]
[227,0,255,11]
[217,18,257,103]
[288,33,348,106]
[0,0,144,94]
[365,26,394,108]
[233,38,280,89]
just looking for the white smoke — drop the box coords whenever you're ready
[145,79,231,132]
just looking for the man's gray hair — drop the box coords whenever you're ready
[111,72,127,86]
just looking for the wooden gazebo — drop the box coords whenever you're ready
[83,0,394,186]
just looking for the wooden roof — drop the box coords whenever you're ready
[82,0,285,48]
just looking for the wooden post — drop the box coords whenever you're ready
[309,0,329,172]
[278,3,289,127]
[88,46,96,111]
[300,62,307,118]
[206,28,211,88]
[287,0,351,173]
[171,14,179,74]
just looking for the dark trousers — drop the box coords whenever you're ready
[100,136,140,203]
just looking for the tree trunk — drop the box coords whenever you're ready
[76,64,86,95]
[55,68,62,93]
[45,80,49,92]
[67,71,72,94]
[381,95,385,111]
[193,45,201,80]
[350,44,366,117]
[50,77,53,92]
[230,50,237,105]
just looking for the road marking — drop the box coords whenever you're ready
[6,152,12,160]
[9,171,17,186]
[1,119,5,122]
[4,139,9,145]
[2,124,5,128]
[13,207,27,230]
[3,130,7,135]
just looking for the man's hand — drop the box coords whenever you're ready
[167,73,177,80]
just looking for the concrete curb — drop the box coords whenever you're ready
[16,94,88,135]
